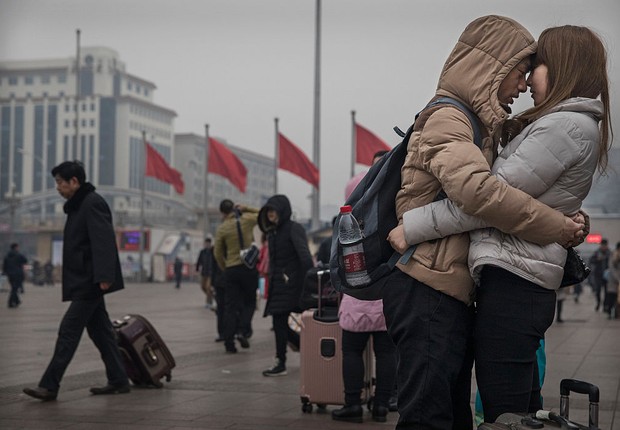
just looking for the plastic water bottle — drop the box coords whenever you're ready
[338,205,371,286]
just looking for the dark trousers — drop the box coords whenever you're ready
[272,313,290,363]
[342,329,396,407]
[215,284,226,338]
[382,270,474,430]
[8,276,22,307]
[223,265,258,349]
[39,297,128,392]
[474,266,556,423]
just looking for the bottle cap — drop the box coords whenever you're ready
[340,205,352,213]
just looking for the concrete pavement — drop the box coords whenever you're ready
[0,280,618,429]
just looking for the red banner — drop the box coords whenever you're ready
[278,133,319,188]
[208,137,248,193]
[355,123,391,166]
[145,142,185,194]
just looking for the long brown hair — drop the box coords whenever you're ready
[502,26,612,174]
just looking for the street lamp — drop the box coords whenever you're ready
[4,183,21,242]
[16,148,47,224]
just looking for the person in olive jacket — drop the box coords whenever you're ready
[258,194,313,377]
[23,161,129,401]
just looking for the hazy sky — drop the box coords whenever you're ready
[1,0,618,220]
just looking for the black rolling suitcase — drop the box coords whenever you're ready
[479,379,600,429]
[113,314,176,388]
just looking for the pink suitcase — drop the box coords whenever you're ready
[299,269,373,413]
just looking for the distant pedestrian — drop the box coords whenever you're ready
[173,257,183,289]
[23,160,129,401]
[44,260,54,286]
[196,238,215,308]
[2,243,27,308]
[258,195,313,376]
[589,239,610,311]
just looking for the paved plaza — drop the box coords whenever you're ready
[0,279,618,429]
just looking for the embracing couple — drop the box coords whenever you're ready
[383,15,612,429]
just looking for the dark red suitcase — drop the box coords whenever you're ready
[113,314,176,388]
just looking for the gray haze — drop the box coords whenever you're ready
[1,0,618,220]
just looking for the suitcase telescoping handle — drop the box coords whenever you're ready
[559,379,600,429]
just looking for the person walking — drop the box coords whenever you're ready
[590,239,611,311]
[196,237,215,309]
[258,195,313,376]
[213,199,259,353]
[391,25,610,423]
[173,257,183,289]
[2,243,27,308]
[381,16,585,429]
[23,160,129,401]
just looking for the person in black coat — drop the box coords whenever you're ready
[2,243,27,308]
[258,194,313,377]
[23,161,129,401]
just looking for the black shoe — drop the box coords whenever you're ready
[23,387,57,401]
[262,359,287,377]
[225,346,238,354]
[90,384,130,395]
[236,334,250,349]
[332,404,363,423]
[388,395,398,412]
[372,405,389,422]
[214,336,225,343]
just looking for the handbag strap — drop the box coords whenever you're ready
[234,210,245,249]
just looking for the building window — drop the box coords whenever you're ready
[65,104,70,112]
[82,103,87,112]
[90,119,95,127]
[90,103,96,111]
[8,76,18,85]
[135,84,141,94]
[144,88,149,96]
[58,74,67,83]
[81,119,86,127]
[41,75,51,84]
[59,91,65,97]
[127,81,132,90]
[65,120,70,128]
[25,76,34,85]
[43,92,48,98]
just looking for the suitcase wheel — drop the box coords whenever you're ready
[302,403,313,413]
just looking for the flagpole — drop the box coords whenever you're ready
[274,117,279,194]
[311,0,321,230]
[139,130,146,283]
[351,110,356,178]
[75,29,81,159]
[203,124,210,238]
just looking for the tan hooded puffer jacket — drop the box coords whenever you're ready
[395,15,566,305]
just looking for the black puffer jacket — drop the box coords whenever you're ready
[258,195,313,316]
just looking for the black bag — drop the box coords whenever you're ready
[240,244,260,269]
[299,266,339,311]
[329,97,483,300]
[560,247,591,288]
[235,210,259,269]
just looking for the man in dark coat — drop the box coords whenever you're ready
[23,161,129,401]
[2,242,27,308]
[195,238,215,308]
[258,194,313,376]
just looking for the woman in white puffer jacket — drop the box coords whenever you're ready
[388,26,612,423]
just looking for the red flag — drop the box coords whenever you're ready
[208,137,248,193]
[145,142,185,194]
[278,133,319,188]
[355,123,391,166]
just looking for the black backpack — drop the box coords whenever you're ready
[329,97,483,300]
